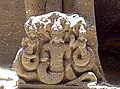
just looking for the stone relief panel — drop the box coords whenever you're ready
[13,12,104,87]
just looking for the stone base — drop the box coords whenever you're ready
[18,83,89,89]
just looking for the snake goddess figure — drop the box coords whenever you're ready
[13,12,104,88]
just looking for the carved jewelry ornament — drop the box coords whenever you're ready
[13,12,104,88]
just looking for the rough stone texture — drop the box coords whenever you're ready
[0,0,26,67]
[24,0,46,19]
[74,0,104,81]
[0,68,118,89]
[24,0,62,19]
[0,0,119,86]
[18,83,89,89]
[23,1,104,80]
[63,0,74,14]
[45,0,62,13]
[74,0,95,25]
[24,0,96,25]
[13,12,104,88]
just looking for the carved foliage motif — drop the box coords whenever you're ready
[13,12,102,85]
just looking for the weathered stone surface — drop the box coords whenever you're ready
[45,0,62,13]
[23,1,104,81]
[0,0,26,67]
[24,0,46,19]
[13,12,104,88]
[24,0,62,19]
[0,0,119,86]
[18,83,89,89]
[74,0,95,25]
[63,0,74,13]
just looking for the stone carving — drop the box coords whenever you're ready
[13,12,104,88]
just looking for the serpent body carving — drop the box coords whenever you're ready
[13,48,38,81]
[21,53,39,71]
[13,12,104,86]
[38,37,72,83]
[66,72,97,85]
[21,28,39,71]
[72,47,95,73]
[73,47,91,67]
[37,62,64,84]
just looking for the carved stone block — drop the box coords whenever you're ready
[13,12,104,88]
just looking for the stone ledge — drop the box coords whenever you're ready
[18,83,118,89]
[18,83,89,89]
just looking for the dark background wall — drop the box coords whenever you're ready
[0,0,119,85]
[95,0,120,85]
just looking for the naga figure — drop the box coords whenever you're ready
[13,12,104,88]
[13,27,39,82]
[67,24,102,84]
[21,28,39,71]
[37,22,76,84]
